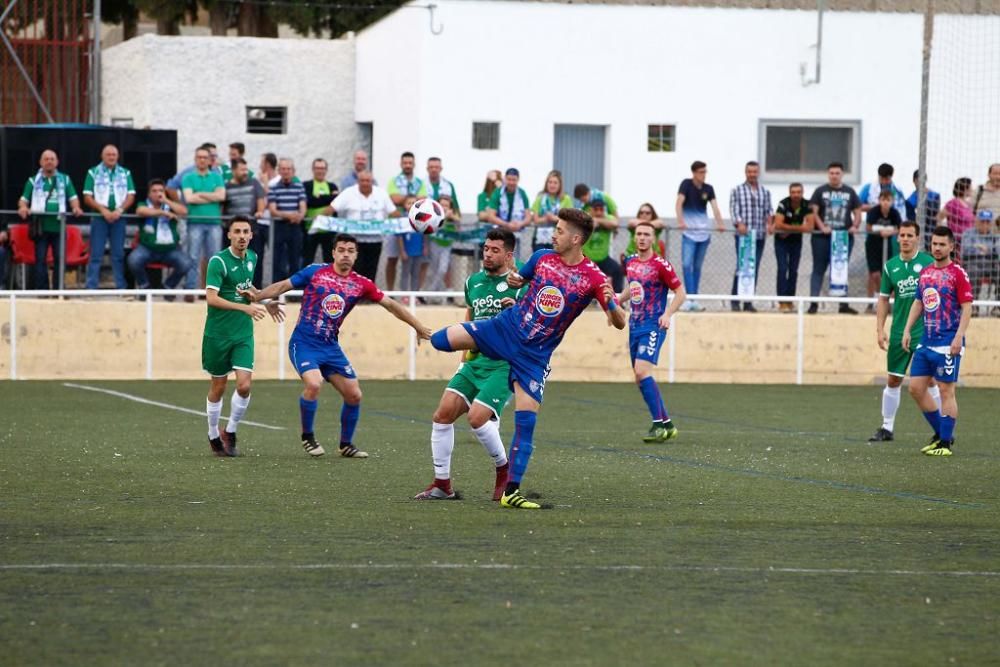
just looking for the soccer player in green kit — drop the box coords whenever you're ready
[202,216,283,456]
[869,220,940,442]
[414,229,522,501]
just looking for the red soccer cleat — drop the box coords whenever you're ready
[493,463,509,501]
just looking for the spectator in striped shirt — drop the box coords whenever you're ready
[268,158,307,281]
[729,161,773,311]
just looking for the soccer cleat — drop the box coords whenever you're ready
[339,444,368,458]
[220,430,240,457]
[413,484,458,500]
[493,463,510,502]
[924,442,953,457]
[302,434,325,457]
[500,489,542,510]
[643,423,679,443]
[868,427,894,443]
[208,436,226,457]
[919,434,942,453]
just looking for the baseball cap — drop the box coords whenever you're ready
[977,209,994,221]
[505,168,519,177]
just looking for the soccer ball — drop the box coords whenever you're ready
[407,197,445,234]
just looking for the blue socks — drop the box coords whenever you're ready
[431,328,453,352]
[638,376,668,423]
[341,402,360,445]
[300,396,317,435]
[938,415,956,442]
[508,410,537,486]
[922,410,941,435]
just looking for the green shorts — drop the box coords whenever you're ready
[202,335,254,377]
[446,360,512,418]
[887,338,914,377]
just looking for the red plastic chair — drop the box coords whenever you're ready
[8,224,51,289]
[131,228,171,287]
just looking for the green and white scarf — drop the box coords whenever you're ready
[91,163,130,209]
[30,170,67,213]
[497,188,526,222]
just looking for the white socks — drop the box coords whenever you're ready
[928,384,942,411]
[431,422,454,480]
[473,420,508,467]
[881,385,901,431]
[207,398,223,439]
[227,391,251,434]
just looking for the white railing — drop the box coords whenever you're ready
[2,290,997,384]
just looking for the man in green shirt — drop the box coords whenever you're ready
[202,216,283,457]
[182,146,227,292]
[128,178,194,292]
[385,151,427,290]
[485,168,533,235]
[414,229,523,502]
[869,221,940,442]
[581,197,624,291]
[83,144,136,289]
[17,149,84,290]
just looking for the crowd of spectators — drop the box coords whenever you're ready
[1,142,997,313]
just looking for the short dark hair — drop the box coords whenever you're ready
[199,142,217,151]
[745,160,759,168]
[427,156,441,164]
[263,152,277,170]
[953,177,972,197]
[573,183,590,199]
[878,188,893,200]
[828,161,845,171]
[148,178,165,189]
[789,182,804,191]
[899,220,920,234]
[232,157,247,167]
[912,169,922,180]
[931,225,954,242]
[229,142,245,155]
[230,215,252,228]
[334,233,358,249]
[400,151,415,160]
[485,228,516,251]
[557,208,595,243]
[312,158,328,168]
[634,220,657,233]
[877,163,894,178]
[691,161,707,172]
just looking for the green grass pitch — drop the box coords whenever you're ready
[1,380,998,665]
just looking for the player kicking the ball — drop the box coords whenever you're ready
[203,216,284,457]
[429,208,627,509]
[902,226,973,457]
[414,229,523,501]
[618,220,686,442]
[243,233,432,458]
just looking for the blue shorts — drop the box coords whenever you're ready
[629,328,666,366]
[289,337,357,379]
[461,318,550,404]
[909,344,962,383]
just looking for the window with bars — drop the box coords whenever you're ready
[472,122,500,150]
[246,106,287,134]
[647,124,675,152]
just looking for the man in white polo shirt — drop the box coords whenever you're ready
[323,170,397,283]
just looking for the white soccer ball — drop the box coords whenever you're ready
[407,197,445,235]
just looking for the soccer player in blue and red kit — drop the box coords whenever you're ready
[618,221,686,442]
[245,233,432,457]
[902,226,973,457]
[430,208,627,509]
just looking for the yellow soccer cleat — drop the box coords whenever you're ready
[500,489,541,510]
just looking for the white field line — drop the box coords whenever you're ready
[63,383,285,431]
[1,562,998,578]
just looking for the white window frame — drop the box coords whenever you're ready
[758,119,862,184]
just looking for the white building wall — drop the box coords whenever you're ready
[356,1,935,216]
[101,34,360,179]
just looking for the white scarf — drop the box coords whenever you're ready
[497,187,526,222]
[30,170,67,214]
[92,163,129,208]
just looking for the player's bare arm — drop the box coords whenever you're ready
[952,302,972,356]
[241,278,294,303]
[876,293,891,351]
[901,298,924,352]
[380,297,432,341]
[659,285,687,329]
[507,271,525,289]
[604,284,627,330]
[206,289,267,321]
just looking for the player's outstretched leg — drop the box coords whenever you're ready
[500,398,542,510]
[634,361,676,443]
[333,376,367,458]
[206,376,227,457]
[430,324,477,353]
[220,371,252,457]
[299,370,325,457]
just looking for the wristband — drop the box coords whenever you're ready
[607,300,618,312]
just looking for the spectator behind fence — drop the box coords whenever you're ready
[773,183,813,312]
[426,156,459,212]
[302,158,339,264]
[971,163,1000,227]
[477,169,503,222]
[906,169,940,248]
[729,160,773,312]
[573,183,619,217]
[268,158,307,282]
[17,149,83,290]
[859,162,908,219]
[625,204,665,258]
[676,160,725,312]
[426,194,461,296]
[220,142,252,183]
[531,171,572,252]
[129,179,194,294]
[340,149,376,190]
[385,152,426,290]
[82,144,136,290]
[581,197,624,291]
[166,142,222,203]
[938,177,974,256]
[323,170,396,282]
[485,168,533,237]
[181,146,227,298]
[398,195,429,302]
[960,211,998,303]
[864,189,902,312]
[808,161,862,314]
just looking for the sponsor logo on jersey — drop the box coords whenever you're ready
[496,282,508,292]
[896,275,919,296]
[913,263,923,272]
[629,280,644,305]
[322,293,346,318]
[535,286,565,317]
[471,295,505,317]
[922,287,940,312]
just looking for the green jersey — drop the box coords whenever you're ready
[880,251,933,341]
[463,269,522,371]
[205,248,258,340]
